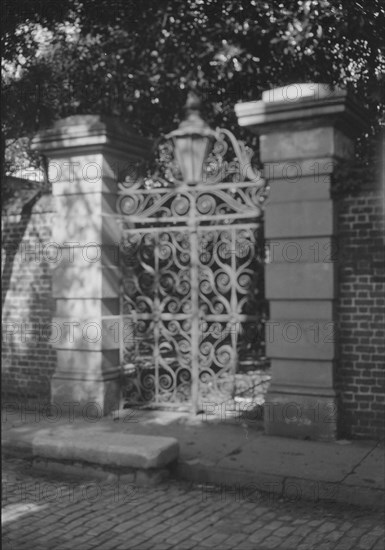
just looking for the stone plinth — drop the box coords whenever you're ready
[31,115,151,416]
[235,84,367,439]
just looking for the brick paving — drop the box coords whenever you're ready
[2,457,384,550]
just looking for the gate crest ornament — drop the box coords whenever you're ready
[117,94,268,412]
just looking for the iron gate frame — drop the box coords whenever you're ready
[117,129,267,413]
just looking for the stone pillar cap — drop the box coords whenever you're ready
[235,83,368,136]
[31,114,152,158]
[261,83,338,103]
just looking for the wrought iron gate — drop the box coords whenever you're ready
[117,128,267,412]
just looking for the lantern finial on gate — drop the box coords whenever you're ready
[165,92,219,184]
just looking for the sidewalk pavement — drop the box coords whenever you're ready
[2,407,384,511]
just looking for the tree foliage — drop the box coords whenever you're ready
[2,0,384,179]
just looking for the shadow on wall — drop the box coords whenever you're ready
[2,176,56,406]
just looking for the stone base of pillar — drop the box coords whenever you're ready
[264,389,338,440]
[51,371,120,419]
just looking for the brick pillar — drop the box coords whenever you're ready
[32,115,151,416]
[236,84,366,439]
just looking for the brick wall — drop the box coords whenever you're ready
[2,178,57,409]
[337,176,385,439]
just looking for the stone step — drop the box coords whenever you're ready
[3,425,179,485]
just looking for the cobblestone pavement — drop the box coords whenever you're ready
[2,457,384,550]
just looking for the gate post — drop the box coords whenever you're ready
[32,115,151,417]
[236,84,366,439]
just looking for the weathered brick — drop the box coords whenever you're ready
[2,189,56,405]
[337,187,385,439]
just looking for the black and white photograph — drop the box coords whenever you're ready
[2,1,384,549]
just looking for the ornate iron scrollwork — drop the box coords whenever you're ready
[117,124,268,411]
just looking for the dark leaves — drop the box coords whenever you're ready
[2,0,384,180]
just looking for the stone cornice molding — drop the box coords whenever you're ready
[31,115,152,159]
[235,84,368,136]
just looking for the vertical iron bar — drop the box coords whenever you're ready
[119,286,124,409]
[153,231,160,404]
[189,191,199,414]
[119,289,124,367]
[231,227,239,398]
